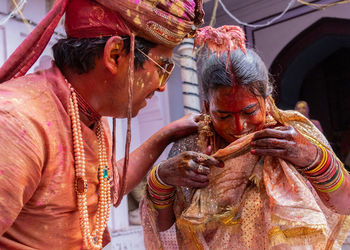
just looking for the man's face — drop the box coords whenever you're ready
[208,85,266,143]
[131,45,174,116]
[108,45,174,118]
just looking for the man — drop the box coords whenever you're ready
[0,0,222,248]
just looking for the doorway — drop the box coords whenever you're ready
[270,17,350,167]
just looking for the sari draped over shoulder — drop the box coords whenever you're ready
[140,97,350,250]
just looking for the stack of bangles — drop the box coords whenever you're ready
[299,144,344,193]
[147,164,176,209]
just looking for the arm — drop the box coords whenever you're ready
[144,137,194,232]
[152,138,222,231]
[303,145,350,214]
[0,111,43,235]
[251,126,350,214]
[116,114,199,194]
[156,201,176,232]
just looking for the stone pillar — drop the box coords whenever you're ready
[177,38,201,114]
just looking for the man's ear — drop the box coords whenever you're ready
[104,36,124,74]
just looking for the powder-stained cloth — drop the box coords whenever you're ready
[141,98,350,250]
[0,64,116,249]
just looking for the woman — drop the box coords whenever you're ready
[294,100,323,133]
[141,29,350,249]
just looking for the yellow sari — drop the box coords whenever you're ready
[141,97,350,250]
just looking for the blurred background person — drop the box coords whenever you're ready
[295,100,324,133]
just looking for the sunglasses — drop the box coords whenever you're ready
[136,48,175,88]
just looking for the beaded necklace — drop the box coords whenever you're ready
[67,82,111,249]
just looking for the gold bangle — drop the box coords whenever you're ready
[150,165,174,190]
[305,146,327,174]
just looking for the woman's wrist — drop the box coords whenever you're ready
[156,161,173,187]
[299,144,344,193]
[147,164,176,209]
[298,144,322,172]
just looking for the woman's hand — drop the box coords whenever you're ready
[158,151,223,188]
[164,114,200,142]
[250,126,318,168]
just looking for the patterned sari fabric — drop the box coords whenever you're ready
[141,98,350,250]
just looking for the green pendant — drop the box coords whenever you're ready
[103,168,108,178]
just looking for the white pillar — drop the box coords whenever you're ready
[106,118,145,250]
[177,38,201,114]
[107,118,130,231]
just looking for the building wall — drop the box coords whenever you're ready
[253,3,350,69]
[0,0,65,70]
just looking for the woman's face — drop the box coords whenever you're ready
[295,101,309,117]
[207,85,267,143]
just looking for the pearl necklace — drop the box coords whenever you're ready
[68,83,111,249]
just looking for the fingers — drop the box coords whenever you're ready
[251,138,295,149]
[188,159,210,175]
[186,169,209,182]
[195,152,223,167]
[251,135,295,159]
[196,165,210,175]
[184,151,223,168]
[253,126,293,140]
[166,151,225,189]
[251,148,286,158]
[183,160,209,188]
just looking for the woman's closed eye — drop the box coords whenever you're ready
[244,108,258,116]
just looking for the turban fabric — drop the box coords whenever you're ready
[0,0,204,83]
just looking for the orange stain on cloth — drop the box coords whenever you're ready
[0,65,116,249]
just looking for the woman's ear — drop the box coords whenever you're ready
[104,36,124,74]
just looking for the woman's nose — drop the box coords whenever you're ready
[234,113,244,133]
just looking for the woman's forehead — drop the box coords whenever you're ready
[209,85,259,112]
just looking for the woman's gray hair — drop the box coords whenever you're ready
[200,48,273,100]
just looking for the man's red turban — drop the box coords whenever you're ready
[0,0,204,82]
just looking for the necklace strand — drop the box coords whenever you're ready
[74,89,102,122]
[68,83,111,249]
